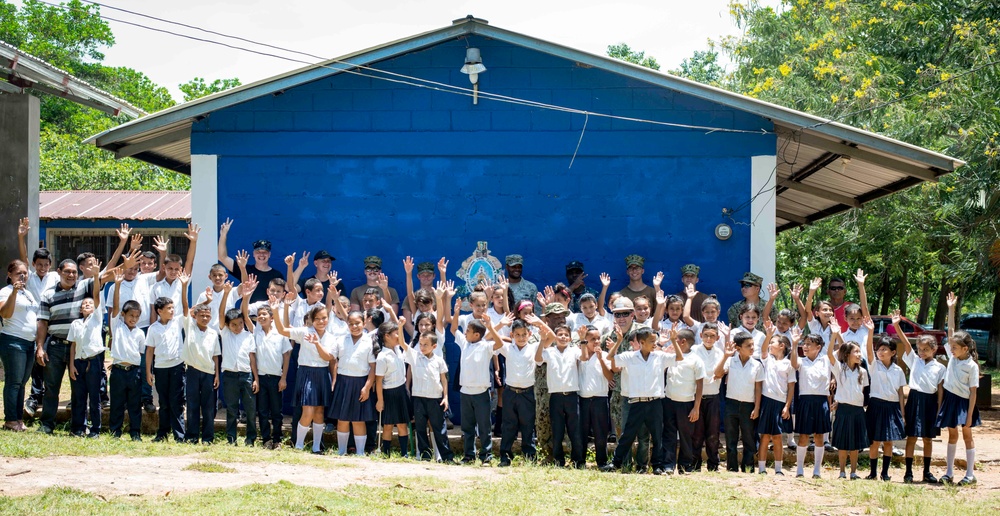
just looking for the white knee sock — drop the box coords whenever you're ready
[355,435,367,456]
[823,433,829,446]
[758,460,766,473]
[813,443,824,475]
[775,461,783,474]
[312,423,324,452]
[946,443,957,477]
[295,423,309,450]
[337,431,350,455]
[965,449,975,478]
[796,447,807,475]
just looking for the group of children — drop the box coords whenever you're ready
[13,221,982,486]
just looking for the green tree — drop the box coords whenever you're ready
[670,49,724,86]
[718,0,1000,364]
[606,43,660,70]
[178,77,242,102]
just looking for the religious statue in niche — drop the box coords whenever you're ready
[454,241,503,305]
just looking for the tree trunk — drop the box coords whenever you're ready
[898,266,909,317]
[932,275,949,329]
[917,268,931,325]
[988,286,1000,367]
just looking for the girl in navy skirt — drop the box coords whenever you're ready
[374,319,411,457]
[894,310,945,484]
[789,331,832,478]
[829,320,869,479]
[937,293,981,485]
[757,326,795,475]
[273,304,339,454]
[331,311,377,456]
[864,323,906,481]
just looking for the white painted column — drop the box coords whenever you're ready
[190,154,218,296]
[750,155,777,288]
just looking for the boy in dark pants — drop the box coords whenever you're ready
[67,263,105,437]
[496,318,542,466]
[109,270,148,440]
[403,332,454,462]
[578,325,613,468]
[714,332,763,472]
[146,293,188,442]
[691,322,725,471]
[451,300,503,464]
[602,326,683,474]
[181,285,221,445]
[252,304,291,449]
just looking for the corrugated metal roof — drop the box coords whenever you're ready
[40,191,191,220]
[84,17,965,231]
[1,40,144,118]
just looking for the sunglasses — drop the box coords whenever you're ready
[613,312,633,318]
[828,286,845,291]
[740,283,758,288]
[365,267,381,273]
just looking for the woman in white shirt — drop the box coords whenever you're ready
[0,260,39,432]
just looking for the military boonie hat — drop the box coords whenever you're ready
[505,254,524,266]
[740,272,763,286]
[681,264,700,276]
[611,297,635,313]
[543,303,570,316]
[417,262,435,273]
[364,256,383,268]
[625,254,645,267]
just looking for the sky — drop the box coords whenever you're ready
[37,0,782,101]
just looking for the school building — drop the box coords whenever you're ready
[85,16,963,310]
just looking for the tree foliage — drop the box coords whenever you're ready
[606,43,660,70]
[179,77,242,102]
[716,0,1000,363]
[670,49,724,86]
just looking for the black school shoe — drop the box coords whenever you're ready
[922,472,938,483]
[957,476,976,486]
[599,463,619,472]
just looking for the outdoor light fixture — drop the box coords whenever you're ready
[460,47,486,104]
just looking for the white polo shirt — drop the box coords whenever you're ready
[0,285,38,342]
[540,345,581,394]
[796,355,832,396]
[731,327,767,360]
[455,331,494,395]
[287,327,336,368]
[615,350,675,399]
[109,316,145,366]
[150,278,183,309]
[807,319,833,350]
[220,327,256,373]
[405,347,449,399]
[498,340,539,389]
[68,308,105,360]
[375,347,406,389]
[842,326,870,358]
[667,353,706,402]
[831,359,868,407]
[579,351,610,398]
[571,312,612,335]
[181,319,220,375]
[901,351,945,395]
[146,316,187,369]
[334,333,376,378]
[722,355,764,403]
[253,325,292,377]
[194,287,236,332]
[761,355,795,403]
[106,278,151,330]
[690,344,724,396]
[943,355,980,399]
[26,271,59,302]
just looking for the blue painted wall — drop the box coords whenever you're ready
[192,36,775,318]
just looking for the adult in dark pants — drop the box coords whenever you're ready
[35,259,96,434]
[1,259,39,432]
[16,219,58,418]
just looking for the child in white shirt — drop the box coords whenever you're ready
[67,267,105,437]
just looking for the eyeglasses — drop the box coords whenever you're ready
[613,312,633,318]
[828,286,845,291]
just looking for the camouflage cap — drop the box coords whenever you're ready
[740,272,763,286]
[505,254,524,266]
[625,254,645,267]
[416,262,435,273]
[681,264,700,276]
[543,302,570,316]
[364,256,382,268]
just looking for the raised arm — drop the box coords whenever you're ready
[376,272,396,312]
[804,277,821,322]
[111,268,125,318]
[152,236,168,282]
[403,256,416,317]
[103,224,131,275]
[606,325,624,372]
[763,283,779,323]
[854,269,870,319]
[891,310,912,357]
[946,291,957,341]
[864,315,875,365]
[433,283,447,333]
[91,261,105,310]
[682,283,698,326]
[292,251,310,291]
[789,325,801,370]
[241,277,257,333]
[234,249,250,284]
[217,218,235,272]
[450,296,462,336]
[598,273,610,317]
[271,297,292,338]
[714,339,734,381]
[827,319,839,364]
[651,290,666,331]
[790,283,808,329]
[219,280,234,325]
[17,217,29,264]
[284,253,297,293]
[381,298,400,325]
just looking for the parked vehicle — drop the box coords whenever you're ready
[960,313,992,357]
[871,315,948,357]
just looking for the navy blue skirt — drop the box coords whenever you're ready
[866,397,904,442]
[293,366,332,408]
[905,390,940,438]
[935,389,981,429]
[756,396,792,435]
[832,403,868,451]
[330,374,376,422]
[379,384,412,425]
[794,394,832,435]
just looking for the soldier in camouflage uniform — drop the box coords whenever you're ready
[726,272,768,330]
[534,303,570,463]
[602,297,650,470]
